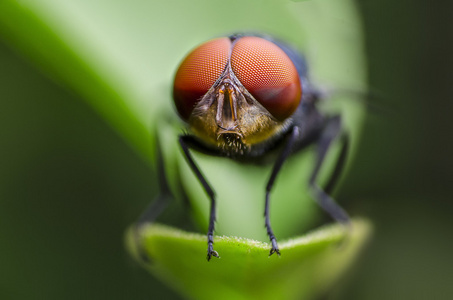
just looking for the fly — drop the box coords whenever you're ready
[136,33,351,261]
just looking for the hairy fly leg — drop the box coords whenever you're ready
[179,135,219,261]
[264,126,301,256]
[309,115,351,227]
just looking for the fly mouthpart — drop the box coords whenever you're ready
[217,125,243,139]
[216,131,247,154]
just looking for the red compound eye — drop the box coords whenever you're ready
[231,36,301,121]
[173,37,231,120]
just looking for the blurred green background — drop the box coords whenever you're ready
[1,0,452,299]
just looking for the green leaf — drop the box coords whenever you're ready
[0,0,155,166]
[127,219,372,300]
[0,0,369,298]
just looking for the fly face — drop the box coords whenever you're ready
[173,36,302,155]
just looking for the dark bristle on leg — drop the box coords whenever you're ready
[265,126,300,256]
[179,136,219,261]
[309,116,351,229]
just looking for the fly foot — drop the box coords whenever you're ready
[269,239,281,256]
[207,243,219,261]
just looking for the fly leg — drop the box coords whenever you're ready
[135,141,173,262]
[265,126,300,256]
[309,115,351,226]
[179,135,219,261]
